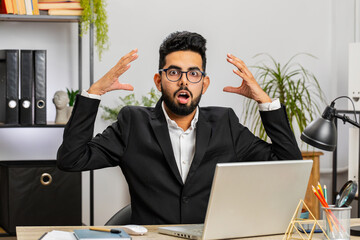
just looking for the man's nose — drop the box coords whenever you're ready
[178,72,188,86]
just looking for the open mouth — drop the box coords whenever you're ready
[177,91,190,104]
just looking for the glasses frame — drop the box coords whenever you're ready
[159,68,206,83]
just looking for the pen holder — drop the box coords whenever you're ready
[321,205,351,240]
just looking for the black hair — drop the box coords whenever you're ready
[159,31,207,71]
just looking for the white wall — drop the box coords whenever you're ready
[0,0,358,225]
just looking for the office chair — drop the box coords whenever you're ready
[105,204,132,225]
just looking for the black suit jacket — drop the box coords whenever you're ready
[57,95,302,224]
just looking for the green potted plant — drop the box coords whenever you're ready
[243,53,325,142]
[80,0,109,60]
[101,88,160,122]
[66,88,79,107]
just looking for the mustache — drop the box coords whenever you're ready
[173,86,193,98]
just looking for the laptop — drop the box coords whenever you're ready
[158,160,313,240]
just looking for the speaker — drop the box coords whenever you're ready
[0,160,81,235]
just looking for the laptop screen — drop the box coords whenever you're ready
[202,160,313,239]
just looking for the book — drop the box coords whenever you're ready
[73,229,131,240]
[40,230,77,240]
[24,0,32,14]
[0,0,14,14]
[31,0,39,15]
[17,0,26,14]
[48,8,82,15]
[38,2,82,10]
[11,0,17,14]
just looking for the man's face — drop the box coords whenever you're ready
[154,50,210,116]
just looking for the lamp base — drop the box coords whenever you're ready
[350,225,360,236]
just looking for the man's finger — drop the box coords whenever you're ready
[119,83,134,91]
[116,49,139,69]
[233,69,245,78]
[227,54,252,76]
[227,56,245,73]
[118,52,138,69]
[223,86,239,93]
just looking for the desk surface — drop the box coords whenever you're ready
[16,219,360,240]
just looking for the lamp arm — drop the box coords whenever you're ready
[334,114,360,128]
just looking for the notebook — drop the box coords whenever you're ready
[73,229,131,240]
[158,160,313,240]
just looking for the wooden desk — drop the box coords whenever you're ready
[16,219,360,240]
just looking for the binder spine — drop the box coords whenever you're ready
[34,50,46,125]
[0,51,6,124]
[20,50,34,125]
[5,50,19,125]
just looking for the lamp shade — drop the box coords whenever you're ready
[300,117,337,151]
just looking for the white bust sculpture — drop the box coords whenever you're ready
[53,90,71,124]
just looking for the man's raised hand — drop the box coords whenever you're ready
[223,53,271,104]
[88,49,138,95]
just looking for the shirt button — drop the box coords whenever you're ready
[182,161,186,164]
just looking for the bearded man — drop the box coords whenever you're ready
[57,31,302,224]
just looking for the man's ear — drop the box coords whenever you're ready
[154,73,162,92]
[202,76,210,95]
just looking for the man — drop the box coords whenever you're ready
[57,31,302,225]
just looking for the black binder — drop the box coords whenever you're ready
[34,50,46,125]
[0,51,6,124]
[20,50,34,125]
[1,50,19,125]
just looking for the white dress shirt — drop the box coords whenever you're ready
[161,102,198,183]
[81,90,281,183]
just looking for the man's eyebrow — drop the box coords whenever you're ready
[167,65,182,70]
[188,66,202,71]
[167,65,202,71]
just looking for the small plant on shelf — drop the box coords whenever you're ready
[66,88,79,107]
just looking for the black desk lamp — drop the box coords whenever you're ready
[300,96,360,236]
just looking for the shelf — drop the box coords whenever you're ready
[0,123,65,128]
[0,160,57,166]
[0,14,80,22]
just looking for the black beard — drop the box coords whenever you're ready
[161,85,202,116]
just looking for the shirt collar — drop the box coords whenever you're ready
[161,101,199,131]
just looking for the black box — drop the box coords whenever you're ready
[0,160,82,235]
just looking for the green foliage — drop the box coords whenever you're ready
[66,88,79,107]
[101,88,161,121]
[80,0,109,60]
[244,53,325,141]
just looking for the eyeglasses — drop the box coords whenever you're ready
[159,68,206,83]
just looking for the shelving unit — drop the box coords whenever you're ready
[333,109,360,217]
[0,13,96,231]
[0,13,83,127]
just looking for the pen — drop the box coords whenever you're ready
[89,227,121,234]
[324,185,328,203]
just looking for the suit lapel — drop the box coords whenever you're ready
[150,99,183,185]
[186,109,212,183]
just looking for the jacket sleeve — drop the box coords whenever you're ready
[230,105,302,161]
[56,95,131,171]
